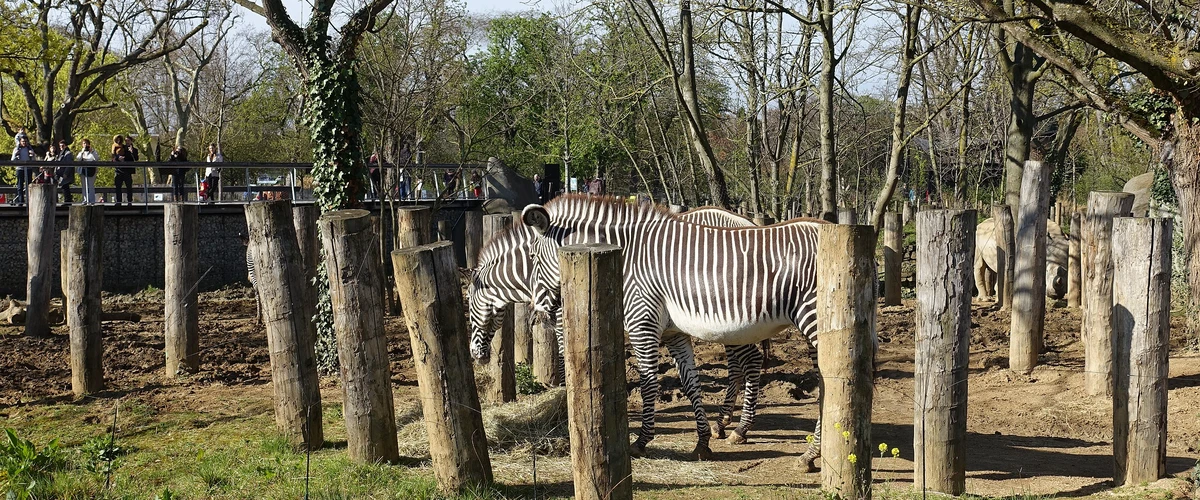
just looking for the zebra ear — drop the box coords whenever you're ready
[522,205,550,233]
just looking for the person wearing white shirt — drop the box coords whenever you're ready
[77,138,99,204]
[202,142,224,202]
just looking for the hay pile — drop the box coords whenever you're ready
[396,387,570,458]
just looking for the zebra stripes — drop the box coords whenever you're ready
[470,195,841,465]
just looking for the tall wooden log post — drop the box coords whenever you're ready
[992,205,1015,310]
[558,244,633,500]
[396,206,433,248]
[481,214,516,403]
[318,209,399,463]
[1009,161,1050,374]
[245,201,324,450]
[816,224,875,500]
[465,210,484,269]
[392,241,493,493]
[1067,211,1082,307]
[66,205,104,396]
[913,210,974,495]
[25,183,57,337]
[883,212,904,306]
[1111,217,1171,487]
[903,201,914,225]
[668,204,685,214]
[292,205,321,315]
[164,204,200,376]
[1082,192,1134,396]
[59,230,68,307]
[838,209,858,225]
[437,219,451,242]
[511,211,535,366]
[533,313,561,386]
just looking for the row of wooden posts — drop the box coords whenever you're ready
[28,173,1170,497]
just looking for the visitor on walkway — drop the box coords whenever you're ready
[78,138,99,204]
[442,168,459,200]
[202,143,224,203]
[38,144,58,183]
[112,135,135,206]
[55,140,75,205]
[168,145,189,202]
[10,135,34,205]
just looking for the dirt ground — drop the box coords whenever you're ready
[1,288,1198,498]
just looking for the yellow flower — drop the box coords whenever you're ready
[841,430,851,440]
[878,442,888,453]
[891,448,900,458]
[806,434,815,443]
[847,453,857,464]
[834,422,842,430]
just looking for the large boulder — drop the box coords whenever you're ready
[1121,172,1153,217]
[481,157,539,214]
[974,218,1069,300]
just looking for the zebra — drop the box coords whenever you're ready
[469,205,773,445]
[240,232,262,325]
[470,195,852,470]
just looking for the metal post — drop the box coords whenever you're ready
[142,165,149,209]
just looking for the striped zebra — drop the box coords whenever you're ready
[470,196,850,470]
[241,233,262,325]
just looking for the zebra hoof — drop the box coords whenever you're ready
[715,426,726,440]
[726,429,747,445]
[630,441,647,458]
[798,454,819,473]
[693,444,713,461]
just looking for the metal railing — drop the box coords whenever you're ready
[0,161,489,207]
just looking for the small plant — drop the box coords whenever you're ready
[0,428,66,499]
[155,487,175,500]
[515,363,545,395]
[77,434,124,475]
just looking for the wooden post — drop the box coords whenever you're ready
[883,212,903,306]
[392,241,493,493]
[1082,191,1134,396]
[59,230,68,305]
[1067,211,1082,308]
[318,209,399,463]
[992,205,1015,310]
[66,205,104,396]
[245,200,324,450]
[292,205,320,314]
[396,206,433,248]
[480,214,517,403]
[437,219,451,242]
[533,313,561,386]
[1111,217,1171,487]
[513,302,533,365]
[903,201,914,226]
[838,208,857,225]
[164,204,200,376]
[816,224,874,500]
[1009,161,1050,374]
[558,244,633,500]
[913,210,973,495]
[465,210,484,268]
[25,183,56,337]
[668,204,685,214]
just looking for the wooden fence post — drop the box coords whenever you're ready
[25,183,57,337]
[245,200,323,450]
[1010,160,1050,374]
[66,205,104,396]
[437,219,451,242]
[913,210,973,495]
[992,205,1015,310]
[883,212,903,306]
[903,201,914,226]
[481,214,516,403]
[318,209,399,463]
[668,204,685,214]
[1067,211,1082,308]
[465,210,484,269]
[293,205,321,315]
[838,209,858,225]
[816,224,875,500]
[1082,191,1134,396]
[164,203,200,376]
[1111,217,1171,486]
[513,302,533,365]
[396,206,433,248]
[558,244,633,500]
[533,313,561,386]
[392,241,493,493]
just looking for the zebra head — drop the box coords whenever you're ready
[520,204,565,316]
[467,221,536,361]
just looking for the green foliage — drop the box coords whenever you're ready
[1151,166,1177,206]
[0,428,66,499]
[1124,91,1177,134]
[76,434,123,476]
[515,362,545,396]
[312,263,339,375]
[303,57,367,212]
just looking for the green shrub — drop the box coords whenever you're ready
[0,428,67,499]
[515,363,545,395]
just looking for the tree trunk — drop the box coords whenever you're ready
[304,58,367,211]
[1002,47,1039,214]
[678,0,730,207]
[1111,217,1170,486]
[871,4,918,231]
[1082,191,1133,396]
[993,204,1016,310]
[1172,118,1200,340]
[293,205,321,316]
[318,209,399,463]
[1010,160,1050,374]
[66,205,104,396]
[25,184,57,337]
[883,212,904,306]
[1067,211,1082,308]
[913,209,973,495]
[164,204,200,376]
[818,0,838,222]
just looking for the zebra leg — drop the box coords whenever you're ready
[630,337,661,457]
[798,339,822,473]
[716,344,749,440]
[663,334,713,460]
[728,342,764,445]
[551,308,566,385]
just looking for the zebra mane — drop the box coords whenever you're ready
[542,193,672,225]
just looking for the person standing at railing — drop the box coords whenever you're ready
[77,138,98,204]
[55,140,75,205]
[38,144,58,183]
[168,145,189,202]
[202,142,224,203]
[10,135,34,205]
[111,135,135,206]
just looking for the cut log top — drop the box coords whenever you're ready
[559,243,621,255]
[320,209,372,224]
[393,240,453,256]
